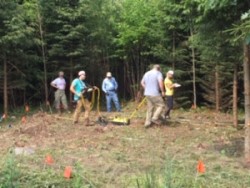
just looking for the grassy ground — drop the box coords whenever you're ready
[0,105,250,187]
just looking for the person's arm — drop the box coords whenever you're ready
[168,82,175,89]
[102,79,107,93]
[165,83,174,90]
[85,82,98,91]
[50,79,58,89]
[141,77,145,89]
[159,79,165,96]
[158,74,165,96]
[70,80,81,97]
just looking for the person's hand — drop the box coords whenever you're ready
[87,88,93,92]
[105,91,109,96]
[77,92,82,97]
[161,91,165,97]
[93,86,98,90]
[173,83,181,88]
[162,95,166,101]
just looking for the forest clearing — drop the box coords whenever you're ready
[1,0,250,187]
[0,105,250,187]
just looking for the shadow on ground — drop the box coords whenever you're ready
[213,136,244,158]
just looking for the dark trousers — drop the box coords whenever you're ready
[165,95,173,117]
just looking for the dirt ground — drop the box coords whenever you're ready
[0,106,249,187]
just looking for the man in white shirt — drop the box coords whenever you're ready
[51,71,68,114]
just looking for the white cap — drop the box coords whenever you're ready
[106,72,112,77]
[78,70,85,76]
[167,70,174,75]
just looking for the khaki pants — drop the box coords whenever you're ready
[73,98,91,123]
[55,90,68,110]
[145,96,165,125]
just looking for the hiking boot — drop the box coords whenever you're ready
[165,115,170,119]
[144,123,152,129]
[84,119,94,126]
[84,119,89,126]
[160,115,166,121]
[144,122,152,129]
[151,119,161,125]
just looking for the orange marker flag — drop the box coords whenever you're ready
[21,116,27,124]
[45,155,54,165]
[25,105,30,112]
[64,166,72,179]
[197,160,205,173]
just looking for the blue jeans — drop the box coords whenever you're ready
[105,91,121,112]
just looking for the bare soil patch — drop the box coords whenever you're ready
[0,109,248,187]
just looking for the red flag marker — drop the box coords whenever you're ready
[197,160,205,173]
[21,116,27,124]
[64,166,72,179]
[45,155,54,165]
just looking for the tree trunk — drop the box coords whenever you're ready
[69,57,73,107]
[125,61,133,98]
[244,44,250,163]
[215,64,220,112]
[190,28,197,108]
[3,54,8,116]
[172,30,176,70]
[233,64,238,128]
[37,8,48,103]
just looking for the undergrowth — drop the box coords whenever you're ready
[0,151,20,188]
[134,157,250,188]
[0,152,250,187]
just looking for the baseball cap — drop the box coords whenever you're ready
[106,72,112,77]
[167,70,174,75]
[78,70,85,76]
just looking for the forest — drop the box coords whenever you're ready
[1,0,250,187]
[1,0,249,112]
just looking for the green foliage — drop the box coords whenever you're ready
[135,159,199,188]
[0,0,249,111]
[0,152,20,188]
[134,157,250,188]
[0,152,96,187]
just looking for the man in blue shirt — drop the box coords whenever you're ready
[102,72,121,112]
[70,70,96,126]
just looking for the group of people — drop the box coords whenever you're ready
[50,71,121,126]
[141,64,177,128]
[50,64,177,128]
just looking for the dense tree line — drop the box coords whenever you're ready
[0,0,250,159]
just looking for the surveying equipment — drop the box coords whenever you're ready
[110,97,146,125]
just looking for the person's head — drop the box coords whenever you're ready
[106,72,112,79]
[152,64,161,71]
[166,70,174,78]
[78,70,86,80]
[58,71,64,77]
